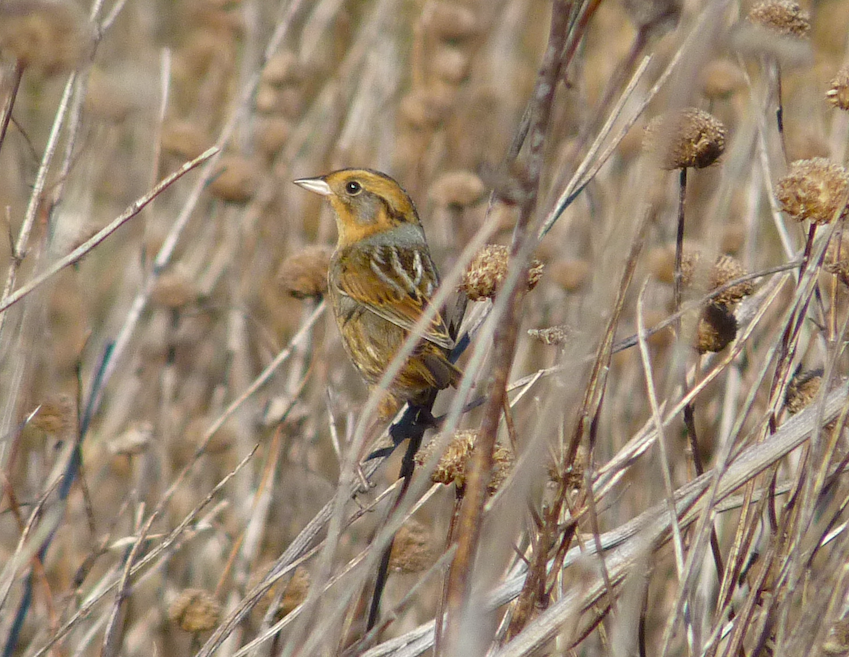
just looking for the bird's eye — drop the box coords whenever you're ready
[345,180,362,195]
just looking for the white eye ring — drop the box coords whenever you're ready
[345,180,362,195]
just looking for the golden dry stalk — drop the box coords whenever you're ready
[644,108,726,170]
[748,0,810,38]
[785,368,822,414]
[696,304,737,354]
[776,158,849,224]
[461,244,543,301]
[277,245,332,299]
[709,254,754,307]
[168,589,221,633]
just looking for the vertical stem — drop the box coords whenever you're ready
[0,63,23,159]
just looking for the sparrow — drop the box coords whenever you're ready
[294,168,460,407]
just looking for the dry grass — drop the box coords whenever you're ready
[1,0,849,655]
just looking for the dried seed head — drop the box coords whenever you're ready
[30,394,75,434]
[169,589,221,633]
[528,324,570,346]
[255,116,291,156]
[748,0,810,38]
[776,158,849,224]
[415,430,513,495]
[151,268,197,309]
[644,108,726,170]
[261,50,301,86]
[825,232,849,286]
[0,0,92,75]
[785,368,822,414]
[549,259,590,292]
[461,245,543,301]
[822,617,849,655]
[429,170,486,208]
[280,567,310,616]
[827,66,849,111]
[430,44,470,85]
[700,59,747,100]
[277,245,332,299]
[209,155,259,203]
[696,304,737,353]
[709,254,754,306]
[399,88,449,129]
[388,519,435,573]
[647,243,703,287]
[109,421,154,457]
[161,120,212,161]
[424,2,478,42]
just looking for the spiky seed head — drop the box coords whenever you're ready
[168,589,221,633]
[709,254,754,306]
[696,304,737,353]
[415,430,513,495]
[748,0,810,38]
[429,170,486,208]
[644,108,726,170]
[785,368,823,414]
[647,243,703,287]
[388,519,436,573]
[776,158,849,224]
[277,246,332,299]
[461,244,543,301]
[827,66,849,111]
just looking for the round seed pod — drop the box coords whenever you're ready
[549,259,590,292]
[109,421,154,457]
[776,158,849,224]
[430,44,470,85]
[0,0,92,75]
[748,0,810,38]
[647,243,703,287]
[700,59,747,100]
[277,245,332,299]
[461,244,543,301]
[255,116,292,156]
[168,589,221,633]
[399,88,448,129]
[151,268,197,309]
[429,170,486,208]
[209,155,259,203]
[261,50,301,86]
[644,108,726,170]
[696,304,737,353]
[161,120,211,161]
[826,66,849,112]
[785,368,823,414]
[423,2,478,42]
[709,254,754,307]
[388,519,435,573]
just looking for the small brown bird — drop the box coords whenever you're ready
[294,168,460,406]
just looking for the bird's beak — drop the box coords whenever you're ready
[293,177,332,196]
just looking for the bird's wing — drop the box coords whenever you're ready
[334,245,455,351]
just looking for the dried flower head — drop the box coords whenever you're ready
[696,304,737,353]
[785,368,822,414]
[748,0,810,38]
[209,155,259,203]
[261,50,301,86]
[424,2,478,42]
[549,259,590,292]
[0,0,92,75]
[700,59,747,100]
[647,243,703,287]
[280,567,310,616]
[168,589,221,633]
[776,158,849,224]
[528,324,570,346]
[461,245,543,301]
[161,120,212,161]
[109,421,154,457]
[30,394,75,434]
[430,44,470,85]
[255,116,292,156]
[709,254,754,306]
[399,89,450,129]
[825,232,849,286]
[415,430,513,495]
[277,246,332,299]
[827,66,849,112]
[429,170,486,208]
[388,519,435,573]
[151,269,197,309]
[644,108,726,170]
